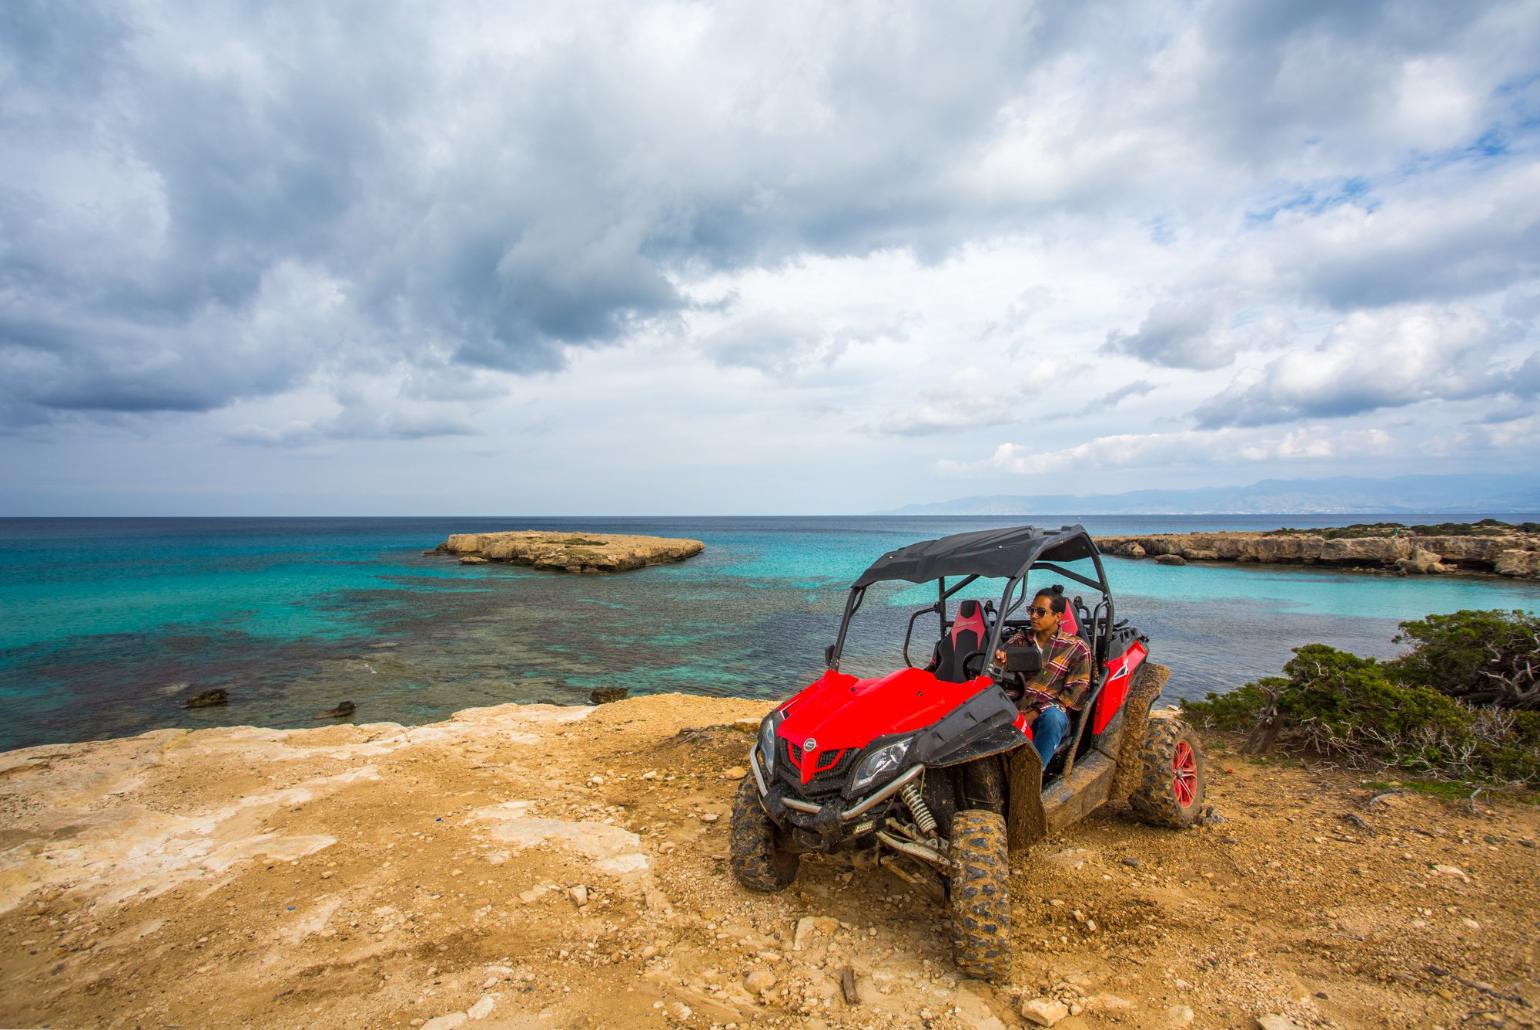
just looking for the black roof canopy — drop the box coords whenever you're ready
[851,524,1100,588]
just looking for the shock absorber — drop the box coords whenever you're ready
[900,780,938,837]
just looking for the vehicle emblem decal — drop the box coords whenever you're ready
[803,737,817,753]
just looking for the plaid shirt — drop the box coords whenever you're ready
[1027,631,1093,710]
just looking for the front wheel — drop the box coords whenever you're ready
[728,774,799,892]
[1129,715,1206,827]
[948,809,1010,980]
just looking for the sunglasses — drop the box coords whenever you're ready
[1028,606,1055,618]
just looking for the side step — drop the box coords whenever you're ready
[1042,751,1116,834]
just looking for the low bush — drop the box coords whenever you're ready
[1388,609,1539,710]
[1185,629,1540,785]
[1263,519,1540,538]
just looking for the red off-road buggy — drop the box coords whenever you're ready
[730,524,1206,979]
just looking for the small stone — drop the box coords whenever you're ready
[1086,994,1135,1013]
[422,1015,468,1030]
[699,812,720,823]
[569,885,589,907]
[1166,1005,1194,1027]
[724,766,747,779]
[793,916,818,950]
[466,996,495,1020]
[319,870,334,879]
[1461,918,1480,930]
[589,775,606,786]
[641,944,659,959]
[1430,864,1469,881]
[744,970,776,994]
[1256,1016,1303,1030]
[669,1001,692,1021]
[1020,998,1070,1026]
[1120,857,1141,869]
[642,771,658,780]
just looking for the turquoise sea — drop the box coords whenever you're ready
[3,515,1540,753]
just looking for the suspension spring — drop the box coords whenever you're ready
[900,781,937,837]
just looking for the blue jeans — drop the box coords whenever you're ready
[1032,704,1070,768]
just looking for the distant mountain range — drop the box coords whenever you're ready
[880,475,1540,516]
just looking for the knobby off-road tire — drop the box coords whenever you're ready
[1129,715,1206,828]
[947,809,1010,981]
[728,774,799,892]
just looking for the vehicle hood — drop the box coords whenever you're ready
[776,666,991,755]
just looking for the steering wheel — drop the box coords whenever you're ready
[960,650,986,679]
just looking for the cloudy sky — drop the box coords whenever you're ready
[2,1,1538,515]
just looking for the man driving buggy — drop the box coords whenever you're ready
[1002,584,1091,769]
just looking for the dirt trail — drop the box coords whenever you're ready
[1,695,1536,1029]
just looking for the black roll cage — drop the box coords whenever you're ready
[827,527,1114,678]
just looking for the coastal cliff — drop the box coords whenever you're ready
[1095,521,1540,578]
[436,531,705,573]
[2,697,1536,1028]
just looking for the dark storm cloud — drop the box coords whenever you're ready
[2,0,1537,430]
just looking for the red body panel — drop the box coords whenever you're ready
[777,667,992,771]
[1091,639,1147,735]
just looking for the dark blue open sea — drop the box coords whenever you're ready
[3,515,1539,752]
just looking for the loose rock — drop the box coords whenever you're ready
[422,1014,468,1030]
[184,689,229,709]
[1021,997,1070,1026]
[744,970,776,994]
[1256,1016,1303,1030]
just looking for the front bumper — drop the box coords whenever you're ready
[748,743,922,848]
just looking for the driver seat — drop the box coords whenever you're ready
[933,599,988,682]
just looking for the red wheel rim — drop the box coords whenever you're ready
[1171,740,1197,808]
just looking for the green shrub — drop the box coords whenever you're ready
[1388,609,1540,710]
[1183,641,1540,785]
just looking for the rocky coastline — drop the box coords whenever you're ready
[2,696,1536,1027]
[435,530,704,574]
[1095,521,1540,579]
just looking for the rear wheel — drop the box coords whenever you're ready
[728,774,799,892]
[1129,716,1206,827]
[947,809,1010,980]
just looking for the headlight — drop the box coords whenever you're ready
[848,737,913,794]
[757,712,785,777]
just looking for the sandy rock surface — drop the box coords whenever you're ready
[437,531,704,574]
[2,696,1538,1028]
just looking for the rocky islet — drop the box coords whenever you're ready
[435,530,705,574]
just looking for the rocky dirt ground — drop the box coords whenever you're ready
[1,695,1537,1029]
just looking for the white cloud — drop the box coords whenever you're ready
[1194,306,1531,427]
[945,424,1399,479]
[3,0,1540,512]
